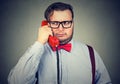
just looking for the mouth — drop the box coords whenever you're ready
[56,34,66,37]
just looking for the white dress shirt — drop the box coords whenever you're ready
[8,40,112,84]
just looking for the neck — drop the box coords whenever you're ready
[60,37,72,45]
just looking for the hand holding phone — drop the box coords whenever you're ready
[41,20,59,48]
[37,20,59,48]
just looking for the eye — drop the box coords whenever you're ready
[64,21,72,25]
[51,21,59,25]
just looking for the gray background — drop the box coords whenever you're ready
[0,0,120,84]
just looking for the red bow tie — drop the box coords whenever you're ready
[52,43,71,52]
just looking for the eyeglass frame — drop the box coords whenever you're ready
[48,20,73,29]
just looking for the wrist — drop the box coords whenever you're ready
[37,39,46,45]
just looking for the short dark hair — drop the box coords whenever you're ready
[44,2,74,20]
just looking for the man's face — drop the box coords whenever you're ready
[49,10,74,44]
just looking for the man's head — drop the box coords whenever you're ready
[44,2,74,44]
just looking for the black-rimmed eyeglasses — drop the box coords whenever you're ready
[48,20,73,29]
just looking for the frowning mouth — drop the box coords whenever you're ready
[56,34,66,37]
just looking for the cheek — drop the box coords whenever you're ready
[66,28,73,36]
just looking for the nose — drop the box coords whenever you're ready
[58,24,64,31]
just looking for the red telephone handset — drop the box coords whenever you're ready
[41,20,59,48]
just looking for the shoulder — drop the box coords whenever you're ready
[71,40,97,57]
[72,40,97,53]
[72,40,88,51]
[70,40,90,57]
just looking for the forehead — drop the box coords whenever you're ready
[49,10,72,21]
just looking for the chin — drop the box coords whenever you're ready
[56,32,73,44]
[59,37,72,45]
[59,38,66,41]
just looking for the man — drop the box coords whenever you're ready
[8,2,112,84]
